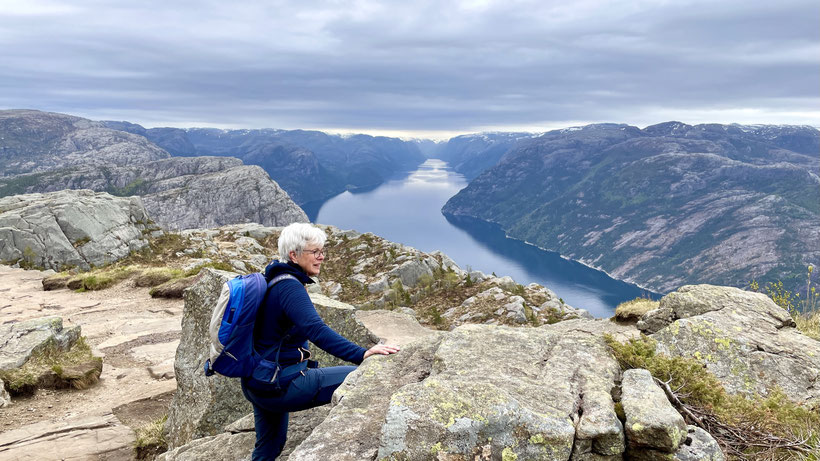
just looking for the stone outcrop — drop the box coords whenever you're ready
[642,284,820,407]
[164,268,251,449]
[0,412,135,461]
[0,190,153,271]
[290,321,630,460]
[0,317,81,372]
[323,227,591,328]
[0,109,169,176]
[0,156,309,231]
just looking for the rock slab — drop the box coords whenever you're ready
[0,316,81,372]
[0,189,152,270]
[645,284,820,407]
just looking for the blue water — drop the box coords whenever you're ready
[311,159,651,317]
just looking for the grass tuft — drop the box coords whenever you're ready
[134,414,168,460]
[614,298,659,322]
[0,337,102,395]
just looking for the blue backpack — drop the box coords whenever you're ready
[203,272,299,380]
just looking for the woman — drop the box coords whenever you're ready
[241,222,399,460]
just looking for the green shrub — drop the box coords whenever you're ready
[76,266,138,291]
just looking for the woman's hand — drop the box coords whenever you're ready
[363,343,401,359]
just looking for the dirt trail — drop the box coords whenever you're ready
[0,266,183,460]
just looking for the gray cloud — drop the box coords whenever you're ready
[1,0,817,136]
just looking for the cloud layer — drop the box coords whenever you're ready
[1,0,818,136]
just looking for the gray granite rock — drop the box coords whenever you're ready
[649,285,820,406]
[290,321,625,460]
[0,190,151,271]
[0,317,81,372]
[388,258,434,287]
[621,369,687,453]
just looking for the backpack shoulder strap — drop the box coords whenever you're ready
[260,273,301,362]
[268,273,298,288]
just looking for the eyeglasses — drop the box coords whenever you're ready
[302,248,326,258]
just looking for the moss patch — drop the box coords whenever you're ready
[0,337,102,396]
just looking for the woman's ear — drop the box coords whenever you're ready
[288,250,297,263]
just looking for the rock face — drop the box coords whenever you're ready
[643,284,820,407]
[0,156,308,231]
[0,110,308,231]
[0,190,152,270]
[0,317,81,372]
[443,122,820,294]
[0,109,169,176]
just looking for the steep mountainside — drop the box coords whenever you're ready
[0,110,169,176]
[438,132,533,180]
[443,122,820,293]
[103,123,426,204]
[0,111,307,230]
[0,156,307,230]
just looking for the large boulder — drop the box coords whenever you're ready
[0,317,80,372]
[164,268,250,449]
[290,321,627,460]
[0,190,152,271]
[621,368,687,453]
[643,285,820,407]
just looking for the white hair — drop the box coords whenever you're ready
[278,223,327,262]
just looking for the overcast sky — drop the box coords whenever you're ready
[2,0,818,139]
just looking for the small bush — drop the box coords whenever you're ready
[614,298,659,322]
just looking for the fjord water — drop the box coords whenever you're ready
[312,159,649,317]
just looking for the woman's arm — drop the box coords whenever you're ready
[278,281,368,364]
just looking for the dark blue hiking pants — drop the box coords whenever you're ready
[240,365,357,460]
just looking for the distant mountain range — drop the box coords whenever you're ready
[2,109,817,296]
[103,121,426,205]
[443,122,820,294]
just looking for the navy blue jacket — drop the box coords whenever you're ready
[256,260,366,366]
